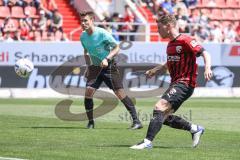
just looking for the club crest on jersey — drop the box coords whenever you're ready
[176,46,182,53]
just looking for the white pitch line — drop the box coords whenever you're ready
[0,157,27,160]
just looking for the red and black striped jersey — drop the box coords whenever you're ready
[166,34,204,87]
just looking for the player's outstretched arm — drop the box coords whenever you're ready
[201,51,212,81]
[145,62,168,78]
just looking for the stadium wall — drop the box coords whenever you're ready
[0,88,240,98]
[0,42,240,98]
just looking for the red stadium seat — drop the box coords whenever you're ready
[11,6,25,18]
[0,6,10,18]
[210,9,223,20]
[150,35,159,41]
[191,9,199,17]
[233,21,239,27]
[200,0,225,7]
[12,19,20,28]
[201,0,231,7]
[24,6,39,18]
[236,9,240,20]
[200,0,208,6]
[216,0,226,7]
[201,8,211,15]
[222,21,231,28]
[226,0,238,7]
[223,9,236,20]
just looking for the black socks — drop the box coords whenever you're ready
[146,110,165,141]
[121,96,139,123]
[84,98,94,122]
[164,115,191,131]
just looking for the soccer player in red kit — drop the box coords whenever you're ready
[130,14,212,149]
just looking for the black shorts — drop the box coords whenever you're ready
[85,62,123,90]
[161,82,194,112]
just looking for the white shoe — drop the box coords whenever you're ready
[191,125,205,148]
[130,139,152,150]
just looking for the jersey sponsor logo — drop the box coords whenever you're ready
[176,46,182,53]
[167,55,180,61]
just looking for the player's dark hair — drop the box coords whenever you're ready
[80,11,95,19]
[157,14,176,26]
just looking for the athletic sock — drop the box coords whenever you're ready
[84,98,94,122]
[163,115,191,131]
[190,124,198,133]
[121,96,139,123]
[146,110,164,141]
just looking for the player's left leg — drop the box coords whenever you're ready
[161,82,204,147]
[164,115,205,147]
[84,87,96,129]
[102,62,142,129]
[113,89,142,129]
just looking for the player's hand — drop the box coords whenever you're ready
[145,69,157,79]
[101,58,108,68]
[204,68,213,81]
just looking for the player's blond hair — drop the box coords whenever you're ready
[157,14,177,26]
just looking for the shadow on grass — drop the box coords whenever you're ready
[94,144,191,149]
[20,126,126,130]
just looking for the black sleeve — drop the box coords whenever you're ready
[196,48,205,57]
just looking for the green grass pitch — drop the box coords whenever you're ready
[0,98,240,160]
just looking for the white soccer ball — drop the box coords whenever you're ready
[14,58,34,78]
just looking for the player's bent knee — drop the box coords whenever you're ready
[114,89,126,100]
[85,87,96,98]
[154,99,171,112]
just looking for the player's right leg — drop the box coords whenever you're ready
[130,82,202,149]
[163,115,205,148]
[84,87,96,129]
[130,99,173,149]
[84,65,103,129]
